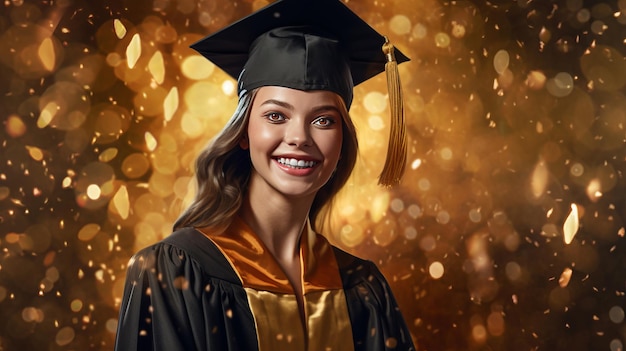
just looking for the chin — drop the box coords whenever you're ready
[271,178,328,199]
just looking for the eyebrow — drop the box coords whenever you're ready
[260,99,342,115]
[260,99,293,110]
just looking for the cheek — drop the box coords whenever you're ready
[247,123,280,153]
[318,130,343,164]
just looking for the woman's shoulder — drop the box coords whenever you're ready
[326,242,387,285]
[330,244,376,271]
[129,227,240,285]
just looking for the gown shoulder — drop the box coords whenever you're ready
[332,245,416,351]
[114,227,258,351]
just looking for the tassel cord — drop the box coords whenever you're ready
[378,37,407,187]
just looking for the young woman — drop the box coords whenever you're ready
[114,0,414,350]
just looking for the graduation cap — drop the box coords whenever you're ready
[190,0,409,186]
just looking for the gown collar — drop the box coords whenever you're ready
[200,216,343,294]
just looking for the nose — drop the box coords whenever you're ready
[284,119,311,147]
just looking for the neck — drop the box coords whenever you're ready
[240,185,315,264]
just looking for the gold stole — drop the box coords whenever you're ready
[202,218,354,351]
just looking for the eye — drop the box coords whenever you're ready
[264,112,286,123]
[312,116,337,128]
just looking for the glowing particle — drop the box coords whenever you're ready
[440,147,453,161]
[99,148,119,163]
[55,327,75,346]
[112,185,130,220]
[6,233,20,244]
[385,337,398,348]
[436,210,450,224]
[609,306,625,323]
[610,339,623,351]
[408,204,422,219]
[434,32,451,48]
[45,267,60,282]
[576,9,591,23]
[505,262,522,281]
[340,224,364,248]
[525,70,547,90]
[38,102,59,128]
[493,50,510,75]
[38,37,56,71]
[368,115,384,131]
[122,153,150,178]
[370,192,390,223]
[145,132,158,151]
[418,178,431,191]
[22,307,44,323]
[419,235,436,252]
[586,179,602,201]
[181,55,215,80]
[389,15,411,35]
[570,163,584,177]
[450,21,466,38]
[95,270,104,282]
[163,87,179,122]
[6,115,27,137]
[412,23,427,39]
[148,51,165,84]
[363,91,387,114]
[114,19,127,39]
[429,261,444,279]
[181,112,204,138]
[70,299,83,312]
[222,80,235,95]
[558,267,573,287]
[411,158,422,170]
[173,276,189,290]
[25,146,44,161]
[390,198,404,213]
[126,33,141,69]
[563,203,579,245]
[372,218,398,247]
[78,223,100,242]
[86,184,102,200]
[539,26,552,43]
[530,158,549,198]
[472,324,487,342]
[590,20,607,35]
[404,226,417,240]
[106,319,118,333]
[487,311,505,336]
[469,208,482,223]
[546,72,574,97]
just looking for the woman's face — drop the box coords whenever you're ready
[242,86,344,201]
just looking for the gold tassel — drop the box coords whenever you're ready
[378,36,407,187]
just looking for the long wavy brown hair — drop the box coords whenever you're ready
[173,88,359,233]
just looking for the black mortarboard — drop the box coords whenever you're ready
[191,0,409,186]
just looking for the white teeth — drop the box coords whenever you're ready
[278,157,317,168]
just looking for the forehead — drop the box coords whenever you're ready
[253,86,345,109]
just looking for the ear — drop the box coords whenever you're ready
[239,134,249,150]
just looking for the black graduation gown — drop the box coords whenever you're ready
[114,218,415,351]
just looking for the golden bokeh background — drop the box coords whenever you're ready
[1,0,626,350]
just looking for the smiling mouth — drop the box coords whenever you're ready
[276,157,319,169]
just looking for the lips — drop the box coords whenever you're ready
[275,157,319,169]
